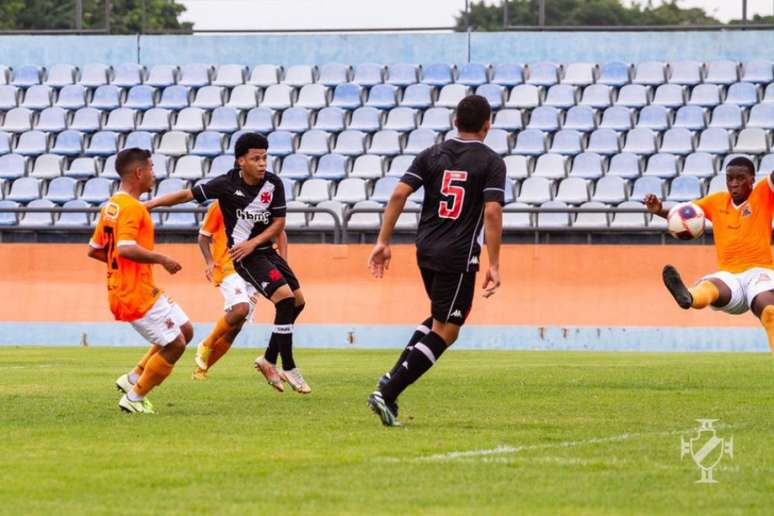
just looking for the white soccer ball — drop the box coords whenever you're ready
[667,202,705,240]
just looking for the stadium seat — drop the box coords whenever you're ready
[533,153,568,179]
[33,107,66,134]
[704,60,739,85]
[562,105,595,132]
[668,60,702,86]
[707,173,727,194]
[70,107,103,133]
[51,130,84,157]
[317,63,350,87]
[208,155,234,177]
[55,84,87,110]
[45,64,76,87]
[330,83,363,110]
[79,63,110,88]
[7,177,41,203]
[484,129,510,155]
[45,176,78,204]
[562,62,595,86]
[475,84,504,110]
[112,63,144,88]
[370,176,399,202]
[608,152,642,179]
[150,153,172,178]
[308,200,347,230]
[399,84,433,109]
[2,107,33,133]
[171,107,205,132]
[296,84,328,110]
[0,85,19,111]
[491,64,524,87]
[526,62,559,86]
[659,127,695,155]
[314,107,347,133]
[19,199,55,226]
[0,154,28,179]
[226,84,260,110]
[297,129,332,156]
[315,153,349,180]
[191,131,225,157]
[746,104,774,129]
[420,107,453,132]
[622,128,657,155]
[146,65,178,88]
[544,84,576,109]
[633,61,666,85]
[84,131,119,157]
[280,154,312,180]
[333,177,367,204]
[652,84,685,108]
[387,64,418,86]
[586,128,620,156]
[104,108,137,133]
[364,84,397,110]
[31,153,64,179]
[347,200,382,231]
[599,106,633,131]
[741,60,773,84]
[179,64,212,88]
[12,65,42,87]
[569,152,604,179]
[278,107,311,133]
[644,153,679,178]
[491,108,523,131]
[505,84,540,109]
[383,107,417,132]
[457,63,488,87]
[764,83,774,103]
[673,105,706,131]
[696,128,731,154]
[733,128,769,154]
[527,106,560,132]
[333,130,367,156]
[213,64,247,87]
[348,107,383,133]
[158,85,190,110]
[517,176,552,204]
[724,81,757,107]
[635,105,669,131]
[352,63,384,87]
[163,201,198,228]
[137,108,172,132]
[592,175,627,204]
[386,155,414,177]
[536,200,570,228]
[688,84,722,107]
[65,156,99,179]
[0,66,8,85]
[260,84,293,110]
[266,131,296,157]
[89,85,122,110]
[502,201,532,228]
[512,129,547,156]
[55,199,91,227]
[422,63,454,86]
[615,84,649,108]
[0,131,9,155]
[436,84,469,108]
[243,107,276,133]
[555,177,590,205]
[207,106,240,133]
[284,200,308,228]
[760,154,774,175]
[171,155,206,180]
[351,154,384,179]
[192,86,225,109]
[156,177,187,197]
[667,175,702,202]
[283,65,316,87]
[404,129,438,154]
[248,65,281,87]
[682,152,716,178]
[15,130,48,156]
[549,129,583,155]
[156,131,190,157]
[579,84,612,109]
[573,201,609,228]
[598,61,631,87]
[631,177,665,201]
[297,178,332,204]
[709,103,743,130]
[21,85,53,110]
[610,200,647,227]
[369,130,402,156]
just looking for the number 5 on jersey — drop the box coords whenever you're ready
[438,170,468,220]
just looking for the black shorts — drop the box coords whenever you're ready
[235,251,300,299]
[420,267,476,326]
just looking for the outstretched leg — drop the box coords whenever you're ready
[751,290,774,354]
[662,265,731,309]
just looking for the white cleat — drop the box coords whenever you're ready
[279,368,312,394]
[115,373,133,394]
[194,341,211,371]
[118,394,155,414]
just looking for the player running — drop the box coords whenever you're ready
[647,156,774,354]
[367,95,505,426]
[145,133,310,394]
[192,199,288,380]
[88,148,194,414]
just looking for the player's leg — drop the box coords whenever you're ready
[662,265,732,309]
[746,269,774,354]
[116,343,160,393]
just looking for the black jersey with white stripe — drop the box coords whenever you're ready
[192,168,286,250]
[400,138,506,273]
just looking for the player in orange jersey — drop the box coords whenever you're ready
[192,199,288,380]
[646,156,774,354]
[88,148,194,414]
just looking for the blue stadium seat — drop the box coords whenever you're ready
[243,107,276,133]
[151,153,172,178]
[586,128,620,156]
[615,84,649,108]
[0,131,12,155]
[226,84,259,110]
[45,176,78,204]
[351,154,384,179]
[636,105,670,131]
[527,106,560,132]
[562,62,596,86]
[555,177,590,205]
[543,84,576,109]
[748,104,774,129]
[760,154,774,175]
[137,108,171,132]
[171,107,205,132]
[607,153,642,180]
[158,85,190,110]
[112,63,144,88]
[280,177,296,201]
[579,84,612,109]
[387,63,418,86]
[261,84,294,110]
[475,84,504,110]
[31,153,64,179]
[55,199,91,227]
[569,152,604,179]
[549,129,583,156]
[660,127,695,155]
[765,83,774,103]
[366,84,398,110]
[673,105,706,130]
[179,63,212,88]
[562,105,595,132]
[383,107,417,132]
[70,107,103,133]
[633,61,666,86]
[668,60,702,86]
[492,108,523,131]
[171,155,206,180]
[709,103,743,130]
[537,200,571,228]
[599,106,633,131]
[280,154,312,180]
[212,64,246,87]
[369,130,402,156]
[0,154,27,179]
[688,84,721,107]
[733,128,769,154]
[724,82,758,107]
[352,63,384,87]
[207,106,240,133]
[422,63,453,86]
[622,128,657,155]
[278,107,311,133]
[696,127,731,154]
[314,107,346,132]
[283,64,316,87]
[667,175,702,202]
[85,131,119,157]
[12,65,42,87]
[370,176,399,203]
[652,84,685,108]
[333,130,367,156]
[682,152,716,178]
[104,107,137,133]
[45,64,76,87]
[164,202,198,228]
[315,153,349,180]
[146,65,178,88]
[526,62,559,86]
[223,130,248,155]
[0,85,20,110]
[512,129,547,156]
[385,154,414,177]
[644,153,679,178]
[436,84,469,109]
[0,66,8,85]
[79,63,110,88]
[55,85,87,110]
[51,130,84,157]
[704,60,738,85]
[21,85,53,110]
[403,129,438,155]
[65,157,99,179]
[35,107,68,132]
[266,130,296,157]
[533,153,568,179]
[491,64,524,87]
[296,178,332,204]
[631,176,665,201]
[192,85,225,109]
[90,85,123,110]
[573,201,610,228]
[296,84,329,110]
[191,131,225,157]
[248,65,281,87]
[330,83,363,110]
[610,201,647,227]
[296,129,332,157]
[318,63,350,87]
[15,130,48,156]
[348,107,383,133]
[517,176,552,204]
[457,63,488,86]
[598,62,631,86]
[7,177,41,202]
[19,198,55,226]
[399,83,433,109]
[741,60,773,84]
[208,155,234,177]
[421,107,452,132]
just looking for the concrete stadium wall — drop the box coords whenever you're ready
[0,243,769,351]
[1,31,773,68]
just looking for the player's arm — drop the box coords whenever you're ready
[276,230,288,260]
[117,244,182,274]
[482,201,502,298]
[197,233,216,282]
[87,216,107,263]
[144,189,194,210]
[229,217,286,262]
[87,246,107,263]
[368,182,413,278]
[644,194,669,219]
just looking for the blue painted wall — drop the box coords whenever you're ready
[0,36,137,68]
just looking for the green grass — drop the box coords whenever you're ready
[0,348,772,515]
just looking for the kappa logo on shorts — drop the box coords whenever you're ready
[235,189,246,197]
[451,309,463,318]
[268,268,282,282]
[235,288,243,295]
[260,191,273,204]
[755,273,772,285]
[261,282,269,289]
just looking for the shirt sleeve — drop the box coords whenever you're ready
[199,202,222,236]
[89,209,105,249]
[400,151,428,191]
[694,193,720,222]
[270,178,287,218]
[116,203,143,246]
[192,175,229,204]
[483,156,507,205]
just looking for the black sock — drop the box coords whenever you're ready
[380,331,447,403]
[264,336,279,364]
[271,297,296,370]
[389,317,433,377]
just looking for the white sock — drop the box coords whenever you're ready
[128,371,139,384]
[127,390,143,402]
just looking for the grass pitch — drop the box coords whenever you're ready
[0,347,772,515]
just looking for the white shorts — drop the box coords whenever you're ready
[219,272,258,322]
[701,267,774,315]
[130,294,190,346]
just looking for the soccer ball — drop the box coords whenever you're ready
[667,202,705,240]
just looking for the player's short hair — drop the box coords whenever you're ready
[235,132,269,158]
[455,95,492,133]
[725,156,756,176]
[115,148,151,178]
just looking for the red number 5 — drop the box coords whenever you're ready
[438,170,468,220]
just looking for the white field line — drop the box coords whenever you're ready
[0,364,53,370]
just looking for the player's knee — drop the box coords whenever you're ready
[163,337,187,363]
[293,302,305,322]
[180,322,194,344]
[294,289,306,306]
[229,303,250,323]
[274,297,295,324]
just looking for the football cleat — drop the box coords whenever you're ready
[194,341,212,371]
[254,356,284,392]
[368,391,401,427]
[115,373,133,394]
[192,367,209,381]
[662,265,693,310]
[279,368,312,394]
[118,394,155,414]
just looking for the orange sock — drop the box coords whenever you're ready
[688,281,720,309]
[201,316,234,350]
[131,344,161,377]
[133,353,174,398]
[207,335,234,369]
[759,306,774,354]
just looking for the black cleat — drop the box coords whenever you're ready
[662,265,693,309]
[376,372,390,389]
[368,391,401,427]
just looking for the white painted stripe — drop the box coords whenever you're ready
[445,273,465,322]
[414,342,436,364]
[116,240,136,247]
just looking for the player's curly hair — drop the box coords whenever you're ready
[455,95,491,133]
[726,156,755,176]
[235,132,269,158]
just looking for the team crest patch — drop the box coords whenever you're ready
[741,206,752,217]
[104,202,120,221]
[164,318,175,329]
[261,191,273,204]
[268,268,282,282]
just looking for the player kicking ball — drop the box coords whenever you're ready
[88,148,194,414]
[192,198,288,380]
[145,133,310,394]
[367,95,505,426]
[647,156,774,354]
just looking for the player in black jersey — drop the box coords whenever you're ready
[367,95,505,426]
[145,133,311,394]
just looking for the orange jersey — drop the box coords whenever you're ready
[89,192,162,321]
[695,178,774,273]
[199,201,235,286]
